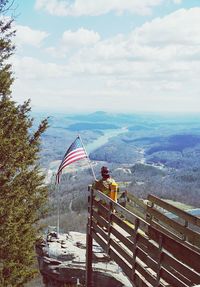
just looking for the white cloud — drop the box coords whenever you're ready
[15,25,49,47]
[131,8,200,46]
[62,28,100,47]
[45,28,100,58]
[12,56,69,79]
[13,7,200,112]
[35,0,164,16]
[21,8,200,74]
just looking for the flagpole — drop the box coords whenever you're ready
[78,135,97,181]
[56,181,60,235]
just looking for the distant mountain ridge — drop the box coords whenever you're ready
[67,122,119,131]
[66,111,142,125]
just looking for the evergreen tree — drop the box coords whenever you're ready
[0,1,48,285]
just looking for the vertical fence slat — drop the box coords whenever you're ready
[86,187,94,287]
[107,201,113,255]
[131,218,139,285]
[156,235,163,287]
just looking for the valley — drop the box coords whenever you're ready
[35,111,200,232]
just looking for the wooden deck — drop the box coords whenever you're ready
[86,188,200,287]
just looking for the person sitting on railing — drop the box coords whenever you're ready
[92,166,118,202]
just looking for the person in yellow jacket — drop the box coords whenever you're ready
[92,166,118,202]
[92,166,118,230]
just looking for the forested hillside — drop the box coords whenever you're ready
[38,112,200,221]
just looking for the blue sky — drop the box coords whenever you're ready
[9,0,200,113]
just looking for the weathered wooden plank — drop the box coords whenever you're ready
[92,224,158,287]
[147,206,200,246]
[136,236,199,286]
[110,226,159,281]
[92,208,108,228]
[147,219,200,253]
[111,213,135,236]
[148,226,200,273]
[109,238,133,266]
[92,219,134,259]
[93,189,146,222]
[93,210,143,254]
[136,233,149,253]
[162,252,200,285]
[128,193,147,210]
[92,229,132,280]
[134,261,158,287]
[108,243,154,287]
[148,194,200,227]
[111,225,133,250]
[136,246,157,273]
[92,220,108,241]
[93,200,139,238]
[161,268,190,287]
[136,232,200,285]
[93,198,109,216]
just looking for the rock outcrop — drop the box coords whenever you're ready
[36,231,131,287]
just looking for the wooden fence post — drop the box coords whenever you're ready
[156,234,163,287]
[86,186,94,287]
[131,218,139,286]
[106,201,113,255]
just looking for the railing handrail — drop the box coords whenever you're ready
[147,194,200,250]
[93,188,147,222]
[148,194,200,227]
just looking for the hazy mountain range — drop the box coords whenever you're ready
[34,111,200,208]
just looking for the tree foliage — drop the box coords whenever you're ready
[0,1,48,285]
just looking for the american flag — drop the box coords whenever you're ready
[56,136,87,184]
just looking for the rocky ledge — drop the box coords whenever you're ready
[36,231,131,287]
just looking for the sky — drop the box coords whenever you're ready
[7,0,200,113]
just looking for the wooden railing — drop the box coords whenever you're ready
[86,188,200,287]
[147,194,200,251]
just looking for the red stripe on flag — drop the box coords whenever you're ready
[58,153,87,173]
[56,136,88,184]
[57,150,86,173]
